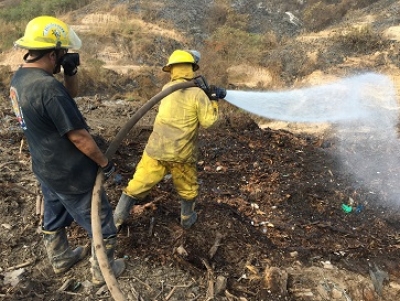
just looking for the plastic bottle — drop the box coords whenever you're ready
[341,203,353,213]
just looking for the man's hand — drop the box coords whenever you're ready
[208,85,227,101]
[102,160,116,181]
[60,53,80,76]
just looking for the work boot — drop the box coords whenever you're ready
[113,193,137,229]
[42,227,88,274]
[181,199,197,229]
[90,236,126,285]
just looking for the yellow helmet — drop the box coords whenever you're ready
[14,16,82,50]
[162,50,199,72]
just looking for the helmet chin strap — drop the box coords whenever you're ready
[23,48,63,74]
[23,52,47,63]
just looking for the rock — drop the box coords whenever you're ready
[215,275,227,295]
[3,268,26,287]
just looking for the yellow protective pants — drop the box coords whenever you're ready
[124,151,199,200]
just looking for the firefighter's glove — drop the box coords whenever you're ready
[60,53,80,76]
[208,85,227,101]
[102,160,116,181]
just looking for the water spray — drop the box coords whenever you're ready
[224,73,396,123]
[223,72,400,206]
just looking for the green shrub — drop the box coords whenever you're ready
[0,0,95,49]
[0,0,94,22]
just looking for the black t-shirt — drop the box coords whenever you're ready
[10,67,97,194]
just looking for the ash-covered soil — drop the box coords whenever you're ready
[1,98,400,301]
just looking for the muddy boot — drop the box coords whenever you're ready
[180,199,197,229]
[42,227,88,274]
[90,236,126,285]
[113,193,137,230]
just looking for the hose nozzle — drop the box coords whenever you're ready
[194,75,227,100]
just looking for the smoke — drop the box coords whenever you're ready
[225,73,400,206]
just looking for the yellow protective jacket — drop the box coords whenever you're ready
[144,74,218,163]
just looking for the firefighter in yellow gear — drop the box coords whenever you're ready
[114,49,219,229]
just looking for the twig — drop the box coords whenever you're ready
[35,195,42,215]
[148,217,155,237]
[6,258,36,271]
[201,258,214,301]
[58,291,81,296]
[129,281,142,301]
[160,279,165,298]
[152,290,163,301]
[233,287,257,296]
[208,232,224,259]
[0,161,21,170]
[120,276,154,292]
[165,282,193,301]
[40,196,44,225]
[57,278,76,292]
[188,294,201,301]
[0,182,38,196]
[19,139,24,154]
[14,184,38,196]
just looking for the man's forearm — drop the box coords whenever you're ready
[67,129,108,167]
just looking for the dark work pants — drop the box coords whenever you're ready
[41,183,117,238]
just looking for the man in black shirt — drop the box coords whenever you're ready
[10,16,125,285]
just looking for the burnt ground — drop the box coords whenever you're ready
[1,97,400,301]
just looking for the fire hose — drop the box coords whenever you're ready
[90,77,217,301]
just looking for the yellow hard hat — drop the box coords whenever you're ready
[14,16,82,50]
[162,49,199,72]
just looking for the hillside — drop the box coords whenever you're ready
[1,0,400,95]
[1,1,400,301]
